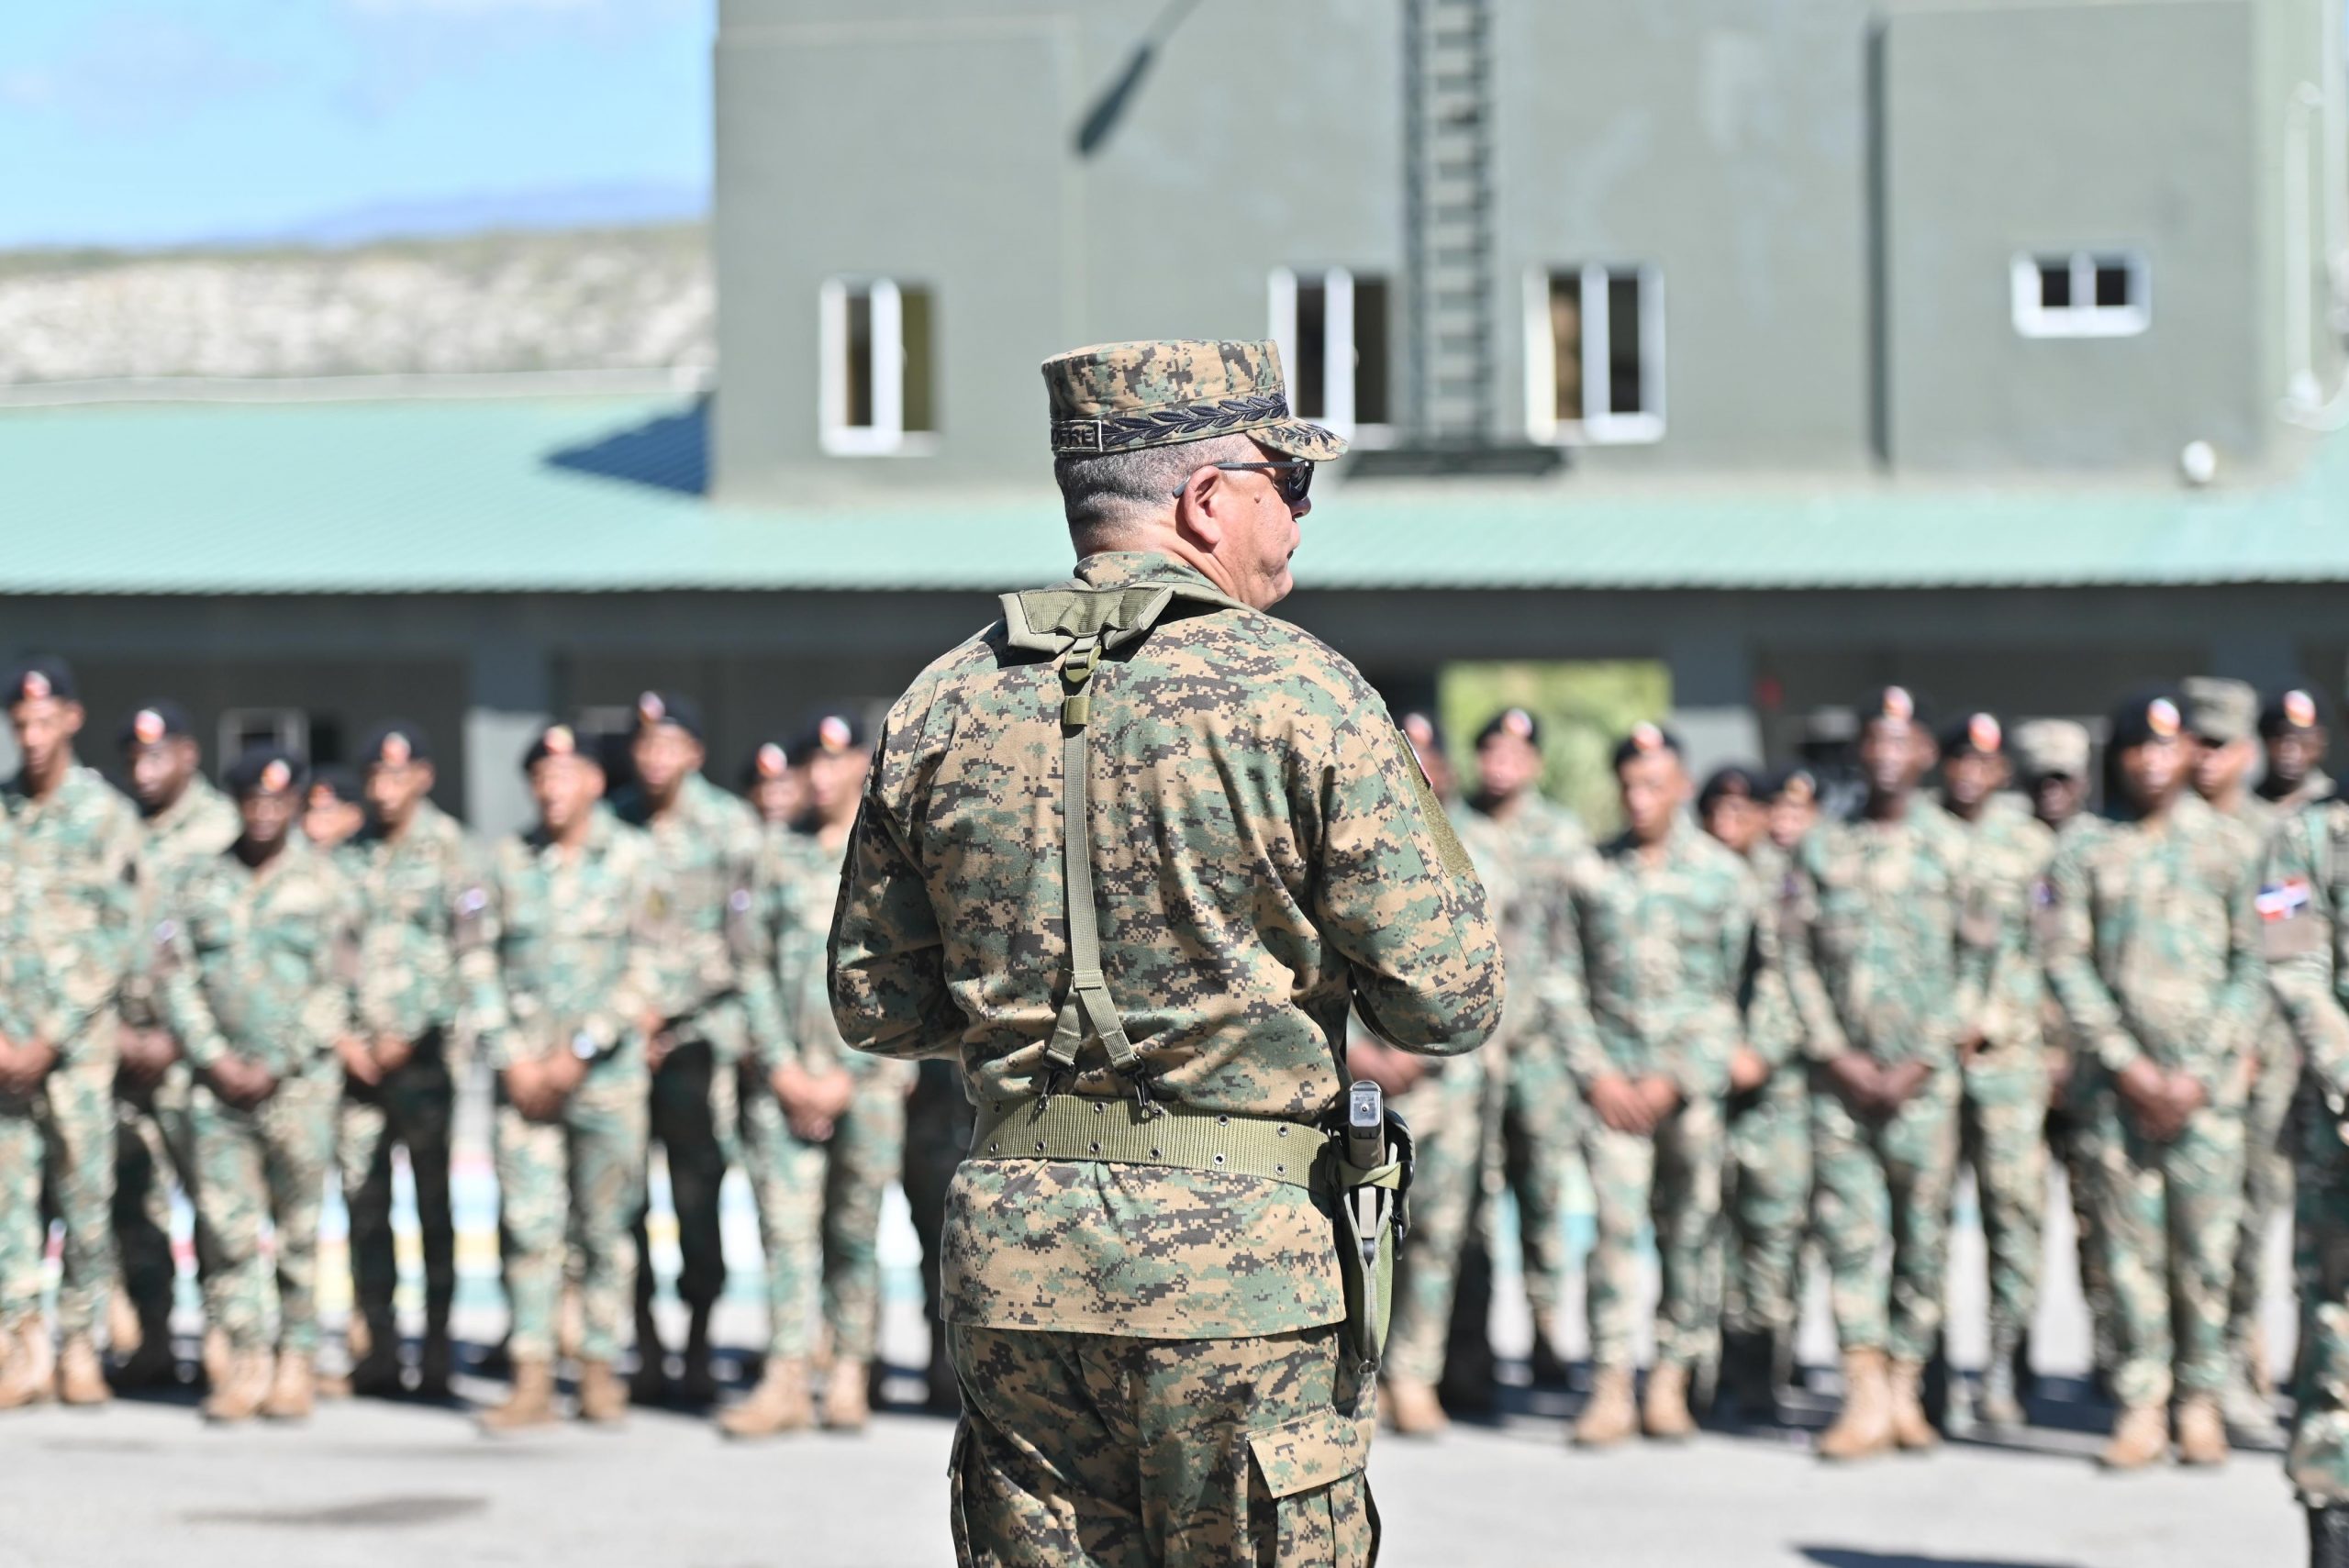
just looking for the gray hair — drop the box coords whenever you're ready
[1054,433,1259,548]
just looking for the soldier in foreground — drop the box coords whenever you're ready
[2046,691,2265,1468]
[830,339,1502,1564]
[5,658,139,1407]
[477,723,663,1431]
[157,749,355,1423]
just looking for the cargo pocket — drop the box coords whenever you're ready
[1247,1408,1378,1568]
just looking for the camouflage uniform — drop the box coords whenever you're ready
[1721,840,1810,1363]
[1784,803,1978,1366]
[115,773,241,1348]
[904,1056,977,1401]
[615,769,762,1327]
[1947,796,2059,1385]
[1563,819,1761,1376]
[157,840,356,1354]
[2264,788,2349,1504]
[340,798,499,1362]
[5,764,139,1348]
[740,827,912,1369]
[831,376,1503,1568]
[2044,791,2266,1412]
[483,809,664,1366]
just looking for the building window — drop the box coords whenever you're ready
[218,707,308,766]
[1268,268,1392,441]
[1523,264,1664,444]
[819,278,937,456]
[2011,250,2150,339]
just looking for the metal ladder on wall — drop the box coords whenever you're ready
[1403,0,1497,444]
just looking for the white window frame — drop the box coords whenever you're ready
[2010,250,2151,339]
[1267,267,1393,445]
[1522,263,1666,445]
[818,276,938,457]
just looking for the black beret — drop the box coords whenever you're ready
[119,700,195,750]
[225,746,306,801]
[1765,766,1819,806]
[742,738,793,788]
[1698,764,1764,811]
[2261,688,2327,739]
[1856,684,1928,731]
[6,656,76,706]
[1475,706,1542,750]
[1609,722,1682,771]
[306,765,362,807]
[521,721,598,773]
[358,719,431,768]
[789,710,869,766]
[633,690,704,740]
[2108,688,2187,753]
[1938,712,2007,759]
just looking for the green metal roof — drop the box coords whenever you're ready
[5,392,2347,595]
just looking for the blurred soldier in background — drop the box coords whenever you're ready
[2263,690,2334,814]
[2046,691,2264,1470]
[1937,713,2056,1431]
[729,711,910,1439]
[1785,687,1973,1462]
[336,722,495,1400]
[157,748,354,1423]
[616,691,762,1405]
[477,723,663,1432]
[5,658,139,1407]
[1468,706,1587,1383]
[301,766,367,852]
[1564,726,1761,1447]
[1767,766,1821,853]
[742,739,807,829]
[111,701,239,1391]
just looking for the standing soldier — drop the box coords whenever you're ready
[729,711,910,1438]
[2257,709,2349,1562]
[112,701,241,1391]
[5,658,139,1407]
[2185,678,2298,1436]
[157,748,355,1423]
[2046,690,2266,1469]
[1937,713,2058,1430]
[742,739,808,831]
[831,339,1502,1562]
[1468,706,1587,1383]
[1565,726,1763,1447]
[615,691,763,1405]
[301,767,368,852]
[1784,686,1976,1462]
[475,723,664,1431]
[337,722,495,1399]
[2261,689,2334,814]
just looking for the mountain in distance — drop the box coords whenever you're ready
[239,180,710,250]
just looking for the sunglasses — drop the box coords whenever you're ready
[1174,460,1314,506]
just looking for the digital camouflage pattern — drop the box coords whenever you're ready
[483,809,664,1364]
[2044,791,2265,1409]
[740,828,911,1363]
[831,550,1503,1340]
[157,840,357,1352]
[1562,819,1762,1373]
[1784,804,1978,1363]
[946,1323,1375,1568]
[2266,795,2349,1502]
[2040,812,2119,1375]
[1723,840,1811,1351]
[1041,339,1348,462]
[6,764,139,1341]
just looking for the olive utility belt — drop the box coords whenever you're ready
[971,1095,1330,1189]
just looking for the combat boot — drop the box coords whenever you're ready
[9,1319,54,1408]
[114,1311,178,1392]
[1528,1311,1573,1387]
[1888,1359,1939,1451]
[1572,1366,1638,1449]
[1718,1328,1776,1424]
[2176,1394,2230,1467]
[1641,1362,1697,1441]
[629,1305,669,1405]
[201,1350,272,1425]
[57,1333,109,1407]
[576,1359,629,1425]
[2099,1402,2169,1469]
[1381,1375,1450,1439]
[477,1359,557,1434]
[2310,1503,2349,1568]
[417,1329,453,1402]
[0,1322,38,1411]
[822,1359,871,1432]
[261,1351,316,1421]
[1816,1350,1895,1462]
[201,1326,229,1391]
[719,1357,814,1439]
[679,1307,718,1407]
[1976,1335,2025,1429]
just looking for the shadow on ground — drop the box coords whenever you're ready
[1800,1551,2083,1568]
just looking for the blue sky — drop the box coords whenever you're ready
[2,0,713,250]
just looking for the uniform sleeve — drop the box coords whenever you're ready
[737,850,790,1071]
[1742,878,1800,1070]
[1553,866,1612,1091]
[777,862,842,1070]
[2194,840,2269,1101]
[2267,810,2349,1103]
[580,850,669,1058]
[1950,853,2000,1047]
[51,798,139,1064]
[831,778,961,1062]
[1675,870,1760,1101]
[156,882,231,1073]
[297,869,362,1063]
[1324,721,1504,1057]
[2042,839,2143,1079]
[1781,842,1853,1063]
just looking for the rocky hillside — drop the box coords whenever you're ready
[0,225,711,384]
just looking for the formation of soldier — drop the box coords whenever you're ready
[0,659,933,1440]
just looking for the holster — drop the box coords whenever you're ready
[1329,1109,1414,1378]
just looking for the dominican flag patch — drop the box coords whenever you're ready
[2258,879,2313,921]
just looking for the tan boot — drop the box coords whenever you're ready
[1817,1350,1896,1462]
[1888,1359,1939,1451]
[201,1327,229,1391]
[576,1359,629,1425]
[57,1333,108,1407]
[1641,1362,1697,1441]
[202,1350,272,1424]
[2100,1402,2170,1470]
[0,1322,35,1411]
[107,1291,143,1361]
[11,1319,54,1408]
[478,1359,558,1434]
[1573,1365,1638,1449]
[262,1351,316,1421]
[2176,1395,2230,1467]
[822,1359,871,1432]
[719,1357,815,1439]
[1382,1375,1450,1439]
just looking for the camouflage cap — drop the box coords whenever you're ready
[2012,719,2091,780]
[2180,676,2257,744]
[1041,339,1347,462]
